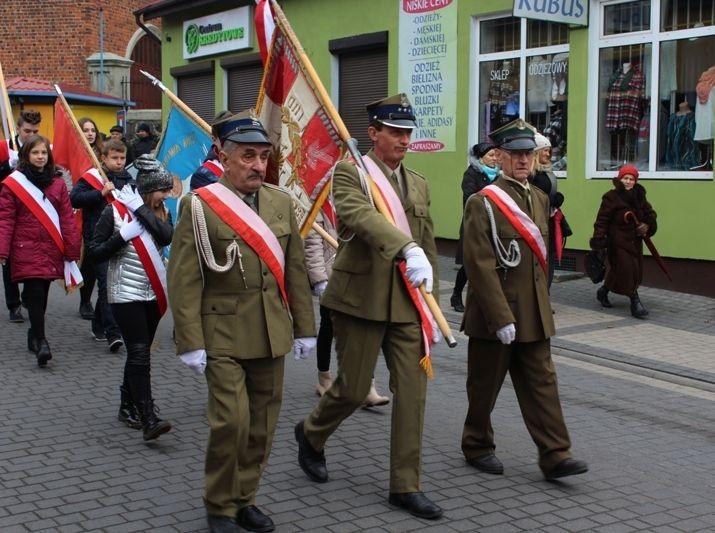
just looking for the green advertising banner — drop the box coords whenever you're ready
[398,0,458,153]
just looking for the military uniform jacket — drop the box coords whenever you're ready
[168,178,315,359]
[321,149,438,323]
[461,175,555,342]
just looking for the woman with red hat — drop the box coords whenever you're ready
[590,164,657,318]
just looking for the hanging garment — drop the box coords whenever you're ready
[606,66,646,132]
[694,86,714,141]
[665,112,699,169]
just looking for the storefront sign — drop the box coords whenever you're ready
[399,0,458,152]
[513,0,588,27]
[183,6,251,59]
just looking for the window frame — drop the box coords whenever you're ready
[586,0,715,180]
[470,13,570,178]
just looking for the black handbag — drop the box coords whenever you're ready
[584,249,606,284]
[560,213,573,237]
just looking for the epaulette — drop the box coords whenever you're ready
[263,182,290,195]
[405,167,427,181]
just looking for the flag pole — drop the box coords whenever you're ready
[53,85,108,181]
[0,61,17,144]
[269,0,457,350]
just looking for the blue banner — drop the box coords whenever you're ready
[155,106,212,222]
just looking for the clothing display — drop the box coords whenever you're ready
[694,86,715,141]
[606,65,646,132]
[527,56,552,113]
[665,111,699,169]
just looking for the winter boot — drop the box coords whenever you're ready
[118,385,142,429]
[316,371,333,397]
[138,399,172,441]
[596,286,612,308]
[36,340,52,367]
[630,292,649,318]
[362,378,390,408]
[27,328,40,353]
[450,290,465,313]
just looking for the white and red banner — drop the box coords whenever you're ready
[254,0,276,64]
[255,19,341,230]
[113,200,168,316]
[361,155,437,359]
[4,170,82,289]
[479,184,548,274]
[196,182,288,307]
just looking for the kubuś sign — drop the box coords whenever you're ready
[398,0,457,152]
[513,0,588,27]
[183,6,251,59]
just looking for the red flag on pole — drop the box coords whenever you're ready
[256,19,341,229]
[52,98,95,186]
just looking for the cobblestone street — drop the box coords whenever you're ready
[1,257,714,532]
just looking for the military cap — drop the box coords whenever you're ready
[366,93,417,129]
[489,118,537,151]
[217,109,271,145]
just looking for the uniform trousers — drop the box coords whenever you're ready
[461,337,572,472]
[204,354,285,517]
[304,311,427,493]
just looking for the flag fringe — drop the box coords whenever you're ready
[419,354,434,380]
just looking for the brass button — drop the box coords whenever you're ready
[278,214,283,219]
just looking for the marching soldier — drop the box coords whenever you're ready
[460,119,588,480]
[295,93,443,519]
[168,110,316,533]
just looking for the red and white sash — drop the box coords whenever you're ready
[202,159,224,178]
[113,200,169,316]
[361,156,437,361]
[478,184,548,274]
[195,182,288,306]
[3,170,82,289]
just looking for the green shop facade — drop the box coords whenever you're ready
[136,0,715,296]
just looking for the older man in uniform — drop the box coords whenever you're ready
[460,119,588,480]
[295,93,443,519]
[168,110,316,533]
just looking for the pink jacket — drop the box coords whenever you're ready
[0,174,81,281]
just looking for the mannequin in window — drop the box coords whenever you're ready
[665,99,698,170]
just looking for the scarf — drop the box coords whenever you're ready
[18,163,55,190]
[479,162,499,182]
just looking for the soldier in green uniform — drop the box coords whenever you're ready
[294,94,443,520]
[460,119,588,480]
[167,110,316,533]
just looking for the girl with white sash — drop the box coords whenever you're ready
[90,155,174,441]
[0,135,82,367]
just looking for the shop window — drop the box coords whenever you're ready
[590,0,714,178]
[475,17,569,171]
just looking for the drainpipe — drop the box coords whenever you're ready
[99,8,105,93]
[135,12,162,44]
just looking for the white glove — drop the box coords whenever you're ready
[312,280,328,297]
[404,246,433,293]
[117,184,144,212]
[496,323,516,345]
[293,337,317,360]
[119,215,144,241]
[180,349,207,375]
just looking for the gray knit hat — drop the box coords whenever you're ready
[135,154,173,194]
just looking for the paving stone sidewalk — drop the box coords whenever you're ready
[0,257,714,532]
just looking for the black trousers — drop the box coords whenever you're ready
[24,279,51,340]
[79,246,97,307]
[111,301,161,411]
[316,305,333,372]
[92,260,119,337]
[3,263,21,310]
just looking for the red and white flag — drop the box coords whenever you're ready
[255,12,341,229]
[254,0,276,64]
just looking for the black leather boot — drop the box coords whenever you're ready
[138,399,172,441]
[118,385,142,430]
[126,352,172,440]
[596,285,612,308]
[36,340,52,367]
[630,292,649,318]
[450,291,465,312]
[27,328,39,353]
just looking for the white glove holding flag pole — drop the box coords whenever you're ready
[117,184,144,212]
[119,215,144,241]
[180,349,207,375]
[312,280,328,297]
[293,337,317,360]
[496,323,516,345]
[404,246,433,293]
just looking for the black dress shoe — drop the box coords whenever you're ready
[27,328,39,353]
[450,292,465,313]
[237,505,274,532]
[36,340,52,368]
[206,513,239,533]
[596,286,612,308]
[294,421,328,483]
[466,453,504,474]
[388,492,443,520]
[630,293,649,318]
[544,458,589,480]
[9,306,24,323]
[79,302,94,320]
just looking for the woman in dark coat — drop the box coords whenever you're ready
[451,141,498,312]
[590,164,657,318]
